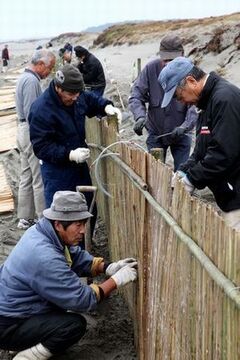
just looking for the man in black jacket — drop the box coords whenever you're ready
[74,46,106,96]
[159,56,240,230]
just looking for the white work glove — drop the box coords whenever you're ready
[105,258,137,277]
[171,170,186,188]
[105,104,122,125]
[69,148,90,164]
[111,265,138,288]
[181,175,195,194]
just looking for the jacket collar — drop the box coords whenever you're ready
[48,80,64,107]
[25,68,41,81]
[197,72,220,110]
[36,217,64,251]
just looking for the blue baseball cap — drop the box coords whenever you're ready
[158,57,194,108]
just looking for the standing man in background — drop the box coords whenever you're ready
[74,45,106,96]
[1,45,9,73]
[15,49,56,229]
[128,34,198,171]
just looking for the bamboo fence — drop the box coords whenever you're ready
[86,117,240,360]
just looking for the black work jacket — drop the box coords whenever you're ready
[179,72,240,211]
[77,52,106,89]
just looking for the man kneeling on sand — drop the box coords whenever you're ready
[0,191,137,359]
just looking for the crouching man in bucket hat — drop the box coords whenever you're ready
[0,191,137,359]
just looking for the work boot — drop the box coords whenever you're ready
[13,343,52,359]
[17,219,37,230]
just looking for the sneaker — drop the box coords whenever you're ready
[9,351,18,355]
[17,219,37,230]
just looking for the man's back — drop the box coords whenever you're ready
[78,53,106,88]
[15,70,42,121]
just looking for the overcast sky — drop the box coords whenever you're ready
[1,0,239,41]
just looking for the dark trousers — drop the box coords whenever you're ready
[146,133,192,172]
[0,311,86,354]
[41,161,97,240]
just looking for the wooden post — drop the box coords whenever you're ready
[76,185,97,252]
[137,58,141,76]
[149,147,164,162]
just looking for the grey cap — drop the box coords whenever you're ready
[159,35,184,60]
[158,56,194,108]
[54,64,85,93]
[43,191,93,221]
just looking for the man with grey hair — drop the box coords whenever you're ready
[0,191,137,359]
[16,49,56,229]
[159,56,240,230]
[128,34,198,171]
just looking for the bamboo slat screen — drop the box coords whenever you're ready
[86,117,240,360]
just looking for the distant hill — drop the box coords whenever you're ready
[92,12,240,48]
[84,23,115,33]
[84,20,147,33]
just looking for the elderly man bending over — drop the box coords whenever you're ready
[159,57,240,230]
[0,191,137,359]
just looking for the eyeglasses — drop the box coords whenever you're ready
[174,86,184,101]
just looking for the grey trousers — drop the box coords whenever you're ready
[17,122,45,219]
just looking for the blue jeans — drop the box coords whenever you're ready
[146,133,192,172]
[41,161,97,240]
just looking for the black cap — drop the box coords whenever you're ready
[54,64,85,93]
[159,35,184,60]
[74,45,88,58]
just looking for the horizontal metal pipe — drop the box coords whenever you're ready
[88,142,148,191]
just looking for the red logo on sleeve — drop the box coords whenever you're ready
[200,126,210,134]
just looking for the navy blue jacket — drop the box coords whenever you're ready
[29,80,111,206]
[29,80,110,163]
[128,58,198,146]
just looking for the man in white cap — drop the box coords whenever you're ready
[159,56,240,230]
[128,34,198,171]
[0,191,137,359]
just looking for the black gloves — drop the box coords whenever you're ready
[171,127,186,140]
[133,117,146,136]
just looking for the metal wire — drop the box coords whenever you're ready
[91,140,147,197]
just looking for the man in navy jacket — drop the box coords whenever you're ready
[29,64,121,234]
